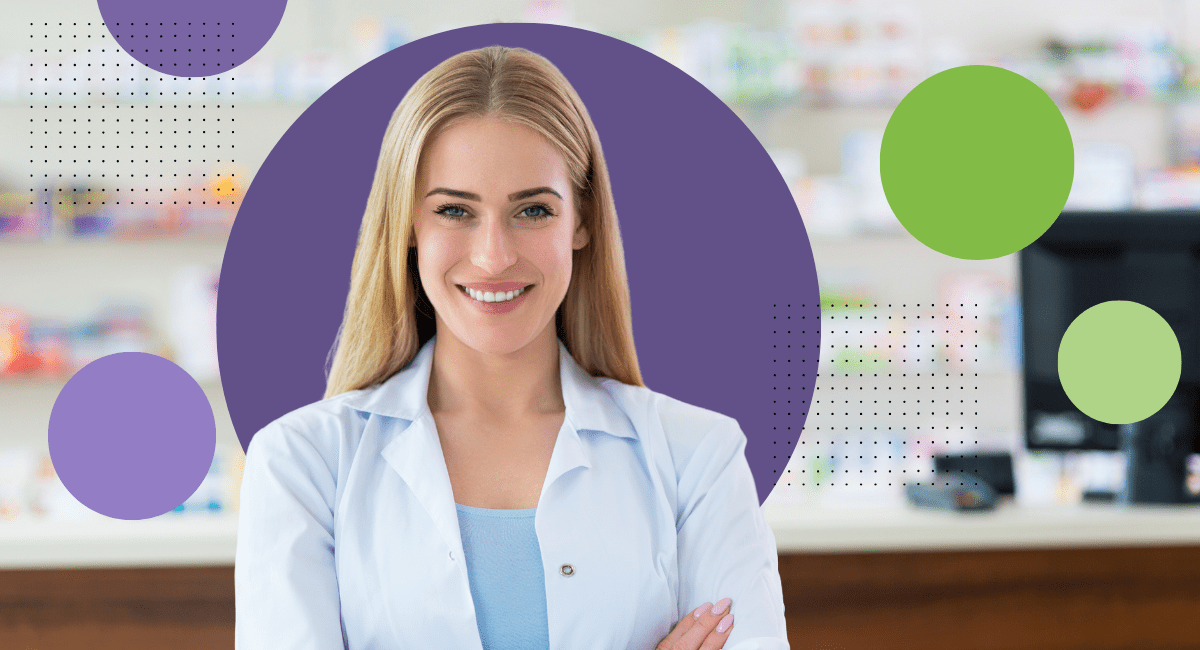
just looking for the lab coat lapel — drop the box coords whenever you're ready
[539,339,640,499]
[361,335,465,562]
[537,416,590,509]
[542,414,590,492]
[379,411,465,563]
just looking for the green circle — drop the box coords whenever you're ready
[881,65,1074,260]
[1058,301,1181,425]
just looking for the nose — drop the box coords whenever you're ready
[470,213,518,277]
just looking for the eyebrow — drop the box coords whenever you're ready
[424,187,563,202]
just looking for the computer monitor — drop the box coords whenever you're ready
[1020,210,1200,504]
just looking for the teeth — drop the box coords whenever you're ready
[462,286,527,303]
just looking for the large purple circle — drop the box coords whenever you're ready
[97,0,286,77]
[48,352,216,520]
[217,23,820,504]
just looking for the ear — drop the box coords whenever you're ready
[572,219,590,251]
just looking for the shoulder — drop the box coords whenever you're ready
[597,379,745,472]
[245,386,377,469]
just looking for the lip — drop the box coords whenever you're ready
[457,281,534,292]
[457,283,533,314]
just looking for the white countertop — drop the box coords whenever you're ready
[0,515,239,570]
[764,499,1200,553]
[1,501,1198,569]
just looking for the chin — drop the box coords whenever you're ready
[448,325,542,358]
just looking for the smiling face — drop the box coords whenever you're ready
[413,116,590,357]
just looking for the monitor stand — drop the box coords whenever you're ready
[1117,405,1199,504]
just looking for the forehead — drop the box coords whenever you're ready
[420,117,570,194]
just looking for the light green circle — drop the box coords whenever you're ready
[881,65,1074,260]
[1058,301,1181,425]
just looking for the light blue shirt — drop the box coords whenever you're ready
[455,504,550,650]
[235,334,789,650]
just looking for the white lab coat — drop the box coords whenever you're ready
[235,335,789,650]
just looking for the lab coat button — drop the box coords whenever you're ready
[559,564,574,577]
[449,551,455,561]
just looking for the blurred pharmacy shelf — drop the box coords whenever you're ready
[764,500,1200,552]
[0,102,305,189]
[0,240,223,390]
[0,378,236,448]
[2,0,1199,574]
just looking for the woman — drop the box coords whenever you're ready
[235,45,788,650]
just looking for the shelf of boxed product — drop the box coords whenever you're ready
[810,274,1021,369]
[728,90,1200,116]
[2,1,1192,112]
[623,1,1189,112]
[0,292,220,390]
[3,64,1189,116]
[0,182,240,243]
[0,260,220,390]
[764,498,1200,553]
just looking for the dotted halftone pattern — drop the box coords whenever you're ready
[96,0,286,77]
[26,22,239,233]
[770,301,822,489]
[776,302,998,504]
[31,19,238,518]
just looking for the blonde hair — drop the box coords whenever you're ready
[324,46,643,398]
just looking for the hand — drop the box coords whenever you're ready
[655,598,734,650]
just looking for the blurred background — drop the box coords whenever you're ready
[2,0,1199,648]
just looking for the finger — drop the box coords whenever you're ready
[656,603,708,650]
[698,613,734,650]
[677,598,732,649]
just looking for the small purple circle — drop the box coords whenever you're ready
[97,0,286,77]
[217,24,820,504]
[48,352,216,520]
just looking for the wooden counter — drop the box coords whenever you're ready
[2,503,1197,648]
[779,544,1200,650]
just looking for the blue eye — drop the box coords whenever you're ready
[520,205,553,219]
[435,204,468,220]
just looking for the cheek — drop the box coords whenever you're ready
[543,244,575,287]
[415,235,457,290]
[556,228,579,276]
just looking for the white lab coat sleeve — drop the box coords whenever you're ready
[235,418,345,649]
[674,416,790,650]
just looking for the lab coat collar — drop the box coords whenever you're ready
[341,334,638,442]
[344,334,637,559]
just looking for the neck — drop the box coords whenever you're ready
[427,322,565,422]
